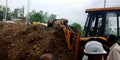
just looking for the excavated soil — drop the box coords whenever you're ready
[0,23,73,60]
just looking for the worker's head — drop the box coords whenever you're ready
[40,53,54,60]
[84,41,107,60]
[107,34,117,46]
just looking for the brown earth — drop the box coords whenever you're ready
[0,23,73,60]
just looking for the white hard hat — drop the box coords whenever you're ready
[84,41,107,54]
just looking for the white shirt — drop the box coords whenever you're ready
[107,43,120,60]
[82,55,88,60]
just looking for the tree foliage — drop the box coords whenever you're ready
[29,10,44,22]
[0,5,25,20]
[71,23,83,34]
[29,10,56,23]
[0,6,3,21]
[12,7,24,18]
[49,14,56,20]
[0,5,56,22]
[0,5,11,20]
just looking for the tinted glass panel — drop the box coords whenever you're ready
[105,12,117,36]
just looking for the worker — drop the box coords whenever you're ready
[40,53,54,60]
[107,37,120,60]
[47,20,53,28]
[82,41,107,60]
[104,34,117,54]
[107,34,117,47]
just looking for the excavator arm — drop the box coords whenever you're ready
[54,19,108,60]
[62,23,80,60]
[62,22,108,60]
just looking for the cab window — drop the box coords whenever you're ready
[105,12,117,36]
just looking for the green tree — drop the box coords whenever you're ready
[11,7,24,19]
[49,14,56,20]
[29,10,45,22]
[43,12,49,22]
[0,10,3,21]
[12,8,19,18]
[0,5,11,20]
[71,23,83,34]
[19,6,24,17]
[29,10,56,23]
[0,5,25,20]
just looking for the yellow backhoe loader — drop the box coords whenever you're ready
[59,7,120,60]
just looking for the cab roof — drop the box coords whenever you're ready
[86,7,120,13]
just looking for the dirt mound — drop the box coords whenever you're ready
[0,23,73,60]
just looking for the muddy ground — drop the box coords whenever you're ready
[0,23,73,60]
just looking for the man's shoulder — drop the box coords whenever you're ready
[110,43,117,49]
[111,43,120,51]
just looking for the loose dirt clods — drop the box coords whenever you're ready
[0,23,73,60]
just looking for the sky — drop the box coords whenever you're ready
[0,0,120,27]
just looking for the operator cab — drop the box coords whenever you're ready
[82,7,120,39]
